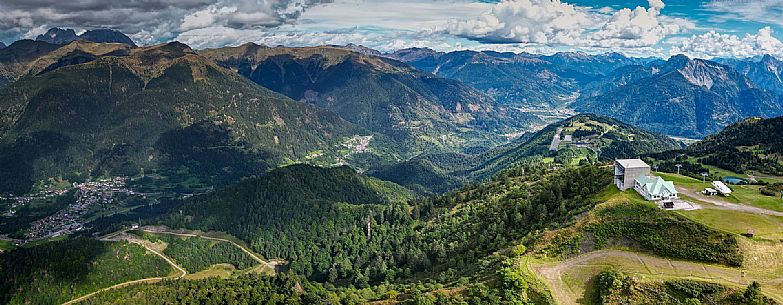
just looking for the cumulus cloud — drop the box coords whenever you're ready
[444,0,690,49]
[445,0,595,44]
[590,2,685,48]
[671,27,783,59]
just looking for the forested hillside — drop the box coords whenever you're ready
[0,41,381,193]
[646,116,783,176]
[201,43,538,156]
[166,162,610,290]
[466,114,682,180]
[0,238,171,304]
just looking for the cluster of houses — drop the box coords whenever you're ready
[26,177,138,240]
[615,159,735,208]
[614,159,679,207]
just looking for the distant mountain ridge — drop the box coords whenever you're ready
[35,28,136,47]
[201,43,538,156]
[717,55,783,94]
[574,55,783,137]
[387,48,650,107]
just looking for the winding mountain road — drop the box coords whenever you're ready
[137,227,278,272]
[534,250,783,305]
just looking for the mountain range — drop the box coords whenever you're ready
[388,47,783,138]
[35,27,137,47]
[575,55,783,137]
[0,41,374,193]
[200,43,538,156]
[387,48,647,108]
[1,31,783,193]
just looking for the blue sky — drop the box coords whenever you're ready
[1,0,782,58]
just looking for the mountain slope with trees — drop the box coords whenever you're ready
[0,41,382,193]
[201,43,538,156]
[575,55,783,137]
[685,116,783,175]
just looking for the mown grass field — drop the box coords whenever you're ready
[656,171,783,212]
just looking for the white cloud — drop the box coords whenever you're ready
[444,0,690,49]
[705,0,783,26]
[591,1,686,48]
[671,27,783,59]
[445,0,595,44]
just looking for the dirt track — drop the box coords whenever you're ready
[534,250,783,305]
[677,187,783,217]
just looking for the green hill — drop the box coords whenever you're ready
[201,43,538,156]
[165,162,608,290]
[687,116,783,175]
[465,114,683,180]
[0,41,387,193]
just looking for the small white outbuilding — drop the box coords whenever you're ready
[712,181,732,196]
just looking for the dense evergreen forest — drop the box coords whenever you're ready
[0,238,171,304]
[649,117,783,178]
[165,162,611,287]
[77,270,551,305]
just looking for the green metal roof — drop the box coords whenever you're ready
[635,175,677,196]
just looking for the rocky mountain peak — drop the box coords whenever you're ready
[79,29,136,47]
[35,28,78,45]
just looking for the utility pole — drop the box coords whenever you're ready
[701,172,708,183]
[675,164,682,175]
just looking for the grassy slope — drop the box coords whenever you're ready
[528,183,783,304]
[134,232,258,274]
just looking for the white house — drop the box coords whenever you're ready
[634,175,678,201]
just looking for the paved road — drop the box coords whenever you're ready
[677,187,783,217]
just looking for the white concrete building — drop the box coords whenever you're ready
[614,159,651,190]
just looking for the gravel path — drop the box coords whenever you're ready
[677,187,783,217]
